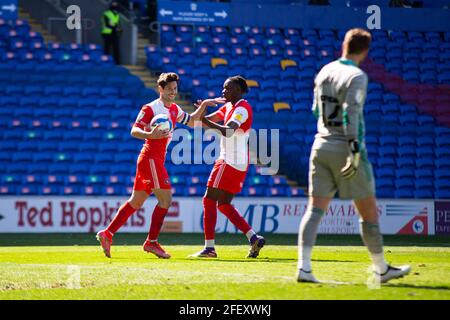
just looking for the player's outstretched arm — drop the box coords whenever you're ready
[184,98,226,128]
[130,126,169,140]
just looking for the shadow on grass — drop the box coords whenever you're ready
[181,257,297,263]
[385,283,450,291]
[0,233,449,247]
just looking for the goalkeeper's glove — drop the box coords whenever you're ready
[341,139,360,179]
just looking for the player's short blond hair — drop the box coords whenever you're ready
[342,28,372,55]
[157,72,179,88]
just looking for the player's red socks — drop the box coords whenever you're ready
[106,201,137,235]
[203,197,217,241]
[218,203,251,234]
[147,205,169,241]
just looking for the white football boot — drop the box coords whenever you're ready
[296,269,320,283]
[376,264,411,283]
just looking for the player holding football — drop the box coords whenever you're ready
[96,72,220,259]
[189,75,266,259]
[297,29,411,283]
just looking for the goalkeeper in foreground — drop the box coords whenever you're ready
[297,28,411,284]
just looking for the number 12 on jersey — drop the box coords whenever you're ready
[320,95,342,127]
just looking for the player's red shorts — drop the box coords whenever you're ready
[207,159,247,195]
[133,156,171,193]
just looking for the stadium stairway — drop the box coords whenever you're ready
[18,7,57,44]
[137,32,149,65]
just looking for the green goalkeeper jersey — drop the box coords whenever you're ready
[311,58,368,153]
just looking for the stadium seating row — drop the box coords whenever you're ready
[0,184,305,197]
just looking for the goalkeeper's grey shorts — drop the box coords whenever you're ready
[308,148,376,200]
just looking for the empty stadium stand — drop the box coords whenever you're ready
[144,24,450,199]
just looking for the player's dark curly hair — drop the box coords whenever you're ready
[228,75,249,94]
[157,72,179,88]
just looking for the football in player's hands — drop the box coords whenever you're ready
[150,126,170,139]
[150,114,173,132]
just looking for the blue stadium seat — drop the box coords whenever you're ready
[398,137,416,147]
[89,164,110,175]
[42,175,63,186]
[377,188,394,198]
[110,164,132,175]
[170,175,187,185]
[94,154,114,164]
[81,185,102,195]
[414,190,433,199]
[397,146,415,157]
[377,168,395,179]
[436,158,450,169]
[68,164,89,175]
[395,178,414,189]
[40,185,60,195]
[379,136,397,146]
[1,174,21,186]
[378,146,396,157]
[415,178,433,190]
[171,186,186,196]
[19,185,39,195]
[244,186,266,197]
[104,185,125,195]
[395,189,414,199]
[435,190,450,199]
[0,184,17,194]
[416,157,434,169]
[435,169,450,180]
[267,187,288,197]
[63,174,87,186]
[396,157,415,168]
[186,185,205,196]
[377,178,394,188]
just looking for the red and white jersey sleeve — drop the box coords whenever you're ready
[218,99,253,171]
[133,105,154,130]
[227,106,249,127]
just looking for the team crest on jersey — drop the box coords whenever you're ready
[136,111,145,123]
[235,113,243,122]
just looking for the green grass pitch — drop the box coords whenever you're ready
[0,233,449,300]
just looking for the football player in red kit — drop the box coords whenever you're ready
[190,76,266,258]
[96,72,221,259]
